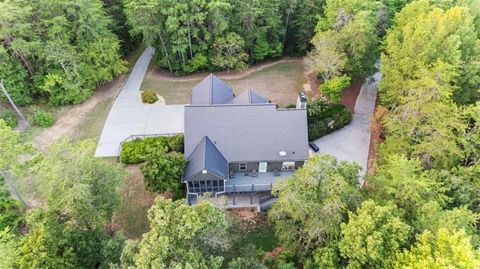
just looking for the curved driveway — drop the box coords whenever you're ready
[95,47,185,157]
[313,72,381,184]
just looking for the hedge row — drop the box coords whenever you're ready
[307,99,352,141]
[120,135,184,164]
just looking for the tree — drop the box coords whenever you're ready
[369,155,446,222]
[306,32,346,81]
[311,0,383,79]
[0,119,32,171]
[269,154,363,258]
[394,228,480,269]
[121,197,231,268]
[212,32,248,72]
[13,139,127,268]
[339,200,411,269]
[0,45,30,105]
[0,0,126,105]
[140,149,186,195]
[380,1,480,105]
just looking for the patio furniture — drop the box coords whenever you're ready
[229,170,235,179]
[250,170,258,177]
[274,169,281,176]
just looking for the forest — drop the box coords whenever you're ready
[1,0,480,268]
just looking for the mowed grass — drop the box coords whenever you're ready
[113,165,158,239]
[141,61,306,107]
[238,223,278,252]
[71,96,115,141]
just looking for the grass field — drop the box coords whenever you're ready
[141,61,306,107]
[113,165,158,239]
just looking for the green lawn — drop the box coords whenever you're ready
[141,61,306,107]
[71,96,115,141]
[113,165,158,239]
[238,223,278,252]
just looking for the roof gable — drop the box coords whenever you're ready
[231,90,269,104]
[183,136,228,181]
[191,74,234,105]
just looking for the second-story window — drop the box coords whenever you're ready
[239,162,247,171]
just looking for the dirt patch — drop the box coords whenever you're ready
[306,72,320,99]
[341,80,363,113]
[367,103,388,177]
[228,207,260,226]
[32,75,127,150]
[265,246,283,259]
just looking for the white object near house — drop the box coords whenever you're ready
[259,162,268,173]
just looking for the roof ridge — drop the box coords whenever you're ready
[209,74,213,104]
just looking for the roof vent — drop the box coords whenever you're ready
[202,169,208,174]
[279,151,287,157]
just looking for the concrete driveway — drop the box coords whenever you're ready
[95,47,185,157]
[313,72,381,184]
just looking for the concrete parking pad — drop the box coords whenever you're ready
[313,72,381,184]
[95,47,185,157]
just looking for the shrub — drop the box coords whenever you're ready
[0,176,24,232]
[120,135,184,164]
[141,90,158,104]
[32,107,54,127]
[307,99,352,141]
[141,150,186,194]
[285,104,297,109]
[319,75,351,103]
[1,109,18,128]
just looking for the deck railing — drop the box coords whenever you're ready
[224,183,273,193]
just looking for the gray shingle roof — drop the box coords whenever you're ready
[231,90,269,104]
[191,74,234,105]
[184,104,309,163]
[183,136,228,181]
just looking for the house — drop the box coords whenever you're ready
[182,74,309,211]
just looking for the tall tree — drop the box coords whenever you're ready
[394,228,480,269]
[269,154,363,259]
[339,200,411,269]
[120,197,231,268]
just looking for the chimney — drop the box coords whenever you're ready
[296,92,307,109]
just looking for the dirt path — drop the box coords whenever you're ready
[153,57,304,81]
[32,76,127,150]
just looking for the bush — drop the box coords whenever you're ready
[120,135,184,164]
[285,104,297,109]
[32,107,54,127]
[141,150,186,194]
[307,99,352,141]
[1,109,18,128]
[141,90,158,104]
[0,176,24,232]
[319,75,351,103]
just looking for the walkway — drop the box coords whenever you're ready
[313,72,381,184]
[95,47,185,157]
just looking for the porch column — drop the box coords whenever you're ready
[233,184,236,205]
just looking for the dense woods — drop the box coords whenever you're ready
[0,0,126,105]
[1,0,480,268]
[123,0,324,75]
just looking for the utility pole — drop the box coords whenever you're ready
[0,80,28,125]
[0,170,30,208]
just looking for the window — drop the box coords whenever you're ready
[239,162,247,171]
[259,162,268,173]
[282,161,295,171]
